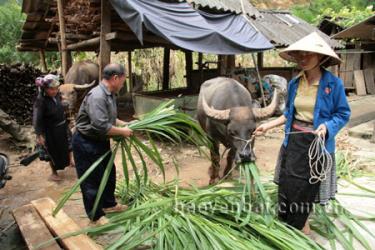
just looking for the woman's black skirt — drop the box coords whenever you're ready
[45,121,70,170]
[277,127,321,230]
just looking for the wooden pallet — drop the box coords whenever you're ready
[13,197,103,250]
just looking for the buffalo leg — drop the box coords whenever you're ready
[223,148,235,179]
[208,142,220,185]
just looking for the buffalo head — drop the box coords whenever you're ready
[201,88,279,163]
[59,80,96,113]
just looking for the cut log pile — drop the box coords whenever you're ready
[0,64,42,125]
[65,0,100,34]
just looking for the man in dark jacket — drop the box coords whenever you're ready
[72,63,132,224]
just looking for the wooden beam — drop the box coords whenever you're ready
[31,197,102,250]
[105,31,170,45]
[13,204,60,250]
[39,49,48,72]
[163,48,170,90]
[99,0,111,79]
[57,0,68,78]
[66,37,100,50]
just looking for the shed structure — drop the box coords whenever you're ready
[18,0,341,116]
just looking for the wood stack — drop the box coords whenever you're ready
[0,64,42,125]
[64,0,101,35]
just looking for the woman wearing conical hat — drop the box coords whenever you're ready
[255,32,351,234]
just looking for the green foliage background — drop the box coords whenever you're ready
[291,0,374,27]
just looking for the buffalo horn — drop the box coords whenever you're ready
[202,96,230,120]
[73,80,96,90]
[252,88,279,119]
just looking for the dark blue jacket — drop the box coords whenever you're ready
[283,69,351,153]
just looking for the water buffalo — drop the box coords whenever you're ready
[59,61,98,115]
[197,77,279,184]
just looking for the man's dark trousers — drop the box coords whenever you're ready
[72,132,117,221]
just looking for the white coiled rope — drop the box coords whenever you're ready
[286,131,333,184]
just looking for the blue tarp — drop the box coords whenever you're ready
[110,0,273,54]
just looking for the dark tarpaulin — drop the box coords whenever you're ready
[109,0,273,54]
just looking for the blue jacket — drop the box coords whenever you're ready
[283,69,351,153]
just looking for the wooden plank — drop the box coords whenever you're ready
[354,70,367,96]
[345,54,356,88]
[352,53,361,70]
[31,198,102,250]
[13,204,60,250]
[364,68,375,94]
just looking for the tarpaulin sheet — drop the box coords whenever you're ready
[110,0,273,54]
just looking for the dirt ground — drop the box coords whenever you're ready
[0,125,370,249]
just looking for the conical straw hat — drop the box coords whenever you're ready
[279,32,342,67]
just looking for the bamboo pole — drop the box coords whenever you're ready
[56,0,68,78]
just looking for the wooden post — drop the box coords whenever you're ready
[39,49,47,72]
[257,52,263,70]
[185,51,193,90]
[163,48,170,91]
[218,55,225,76]
[128,51,133,92]
[57,0,68,78]
[198,52,203,86]
[226,55,235,75]
[99,0,111,79]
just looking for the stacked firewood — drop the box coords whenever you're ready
[64,0,100,35]
[0,64,42,125]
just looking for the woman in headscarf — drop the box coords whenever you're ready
[33,74,73,181]
[254,32,351,234]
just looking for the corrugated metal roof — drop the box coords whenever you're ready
[185,0,261,17]
[332,15,375,40]
[251,10,343,48]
